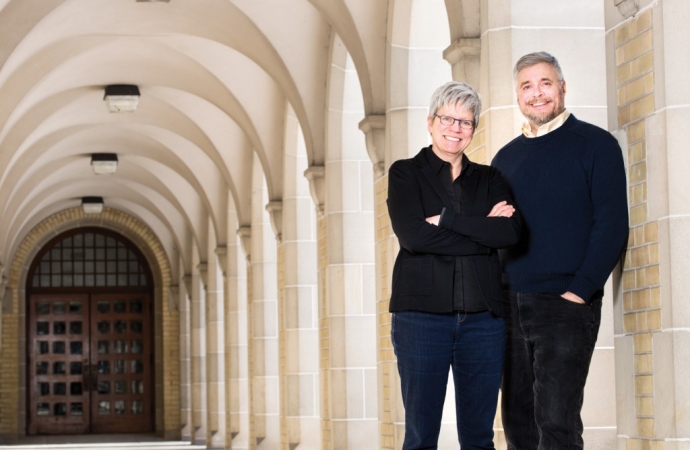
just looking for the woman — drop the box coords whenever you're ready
[387,81,521,450]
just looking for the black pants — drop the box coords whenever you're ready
[501,291,602,450]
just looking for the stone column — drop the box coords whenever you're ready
[250,154,279,449]
[225,207,250,450]
[190,248,208,445]
[179,267,193,442]
[278,108,320,449]
[322,40,377,449]
[205,227,226,448]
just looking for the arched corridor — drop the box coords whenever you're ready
[0,1,688,449]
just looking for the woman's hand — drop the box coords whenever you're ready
[425,215,440,226]
[487,201,515,218]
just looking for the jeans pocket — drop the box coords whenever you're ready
[532,293,596,325]
[548,292,589,307]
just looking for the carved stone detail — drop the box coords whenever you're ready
[265,201,283,242]
[615,0,639,18]
[236,226,252,262]
[304,166,325,215]
[358,114,386,171]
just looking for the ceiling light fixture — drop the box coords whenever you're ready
[91,153,118,175]
[104,85,140,113]
[82,197,104,214]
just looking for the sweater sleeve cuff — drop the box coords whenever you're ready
[438,207,454,229]
[567,277,599,303]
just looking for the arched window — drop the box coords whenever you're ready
[30,229,150,289]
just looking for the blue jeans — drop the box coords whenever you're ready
[501,292,602,450]
[392,310,506,450]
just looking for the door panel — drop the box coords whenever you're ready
[89,293,152,433]
[27,292,152,435]
[28,294,91,435]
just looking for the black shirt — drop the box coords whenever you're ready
[387,145,521,315]
[425,148,485,312]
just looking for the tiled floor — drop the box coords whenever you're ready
[0,434,206,450]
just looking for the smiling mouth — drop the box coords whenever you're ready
[445,136,461,142]
[529,99,551,107]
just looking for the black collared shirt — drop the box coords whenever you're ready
[425,148,485,312]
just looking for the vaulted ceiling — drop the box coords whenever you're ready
[0,0,393,272]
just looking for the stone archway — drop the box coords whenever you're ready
[0,207,180,442]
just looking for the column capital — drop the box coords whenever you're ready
[196,262,208,290]
[236,226,252,262]
[615,0,639,18]
[358,114,386,170]
[182,274,192,299]
[265,201,283,242]
[443,38,480,65]
[214,246,228,277]
[443,38,481,87]
[304,165,325,215]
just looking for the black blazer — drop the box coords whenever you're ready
[387,147,521,317]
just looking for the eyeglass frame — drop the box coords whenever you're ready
[433,114,476,130]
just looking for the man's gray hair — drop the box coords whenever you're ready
[513,51,564,82]
[428,81,482,126]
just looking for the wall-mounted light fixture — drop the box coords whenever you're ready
[104,85,140,113]
[91,153,118,175]
[82,197,104,214]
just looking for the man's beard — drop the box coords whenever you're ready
[523,107,560,126]
[520,92,564,126]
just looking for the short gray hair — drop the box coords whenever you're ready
[428,81,482,126]
[513,51,564,82]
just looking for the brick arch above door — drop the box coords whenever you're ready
[0,207,180,441]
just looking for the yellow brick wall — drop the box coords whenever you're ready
[277,242,289,450]
[614,9,664,449]
[0,207,179,439]
[375,172,395,450]
[246,262,256,450]
[317,214,331,449]
[0,291,19,437]
[223,271,234,449]
[466,115,487,164]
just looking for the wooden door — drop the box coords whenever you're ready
[28,294,91,435]
[89,293,152,433]
[27,292,152,434]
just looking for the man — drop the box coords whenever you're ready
[491,52,629,449]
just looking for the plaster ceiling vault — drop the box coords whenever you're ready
[0,0,391,278]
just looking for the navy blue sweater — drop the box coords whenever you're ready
[491,114,629,302]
